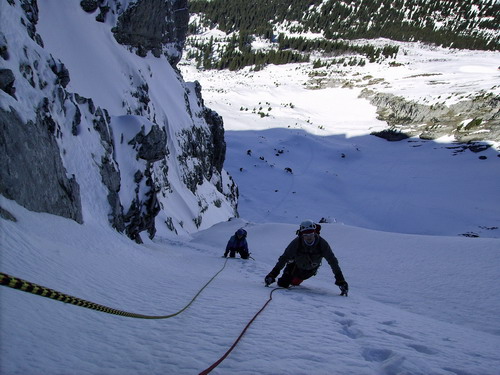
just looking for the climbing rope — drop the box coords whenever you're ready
[2,261,285,374]
[0,258,228,319]
[199,287,284,375]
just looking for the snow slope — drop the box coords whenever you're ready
[2,3,500,375]
[1,197,499,375]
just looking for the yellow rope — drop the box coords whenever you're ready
[0,258,228,319]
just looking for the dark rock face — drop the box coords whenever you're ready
[371,129,410,141]
[193,81,226,175]
[0,69,16,97]
[100,154,125,232]
[112,0,188,64]
[80,0,99,13]
[49,61,70,88]
[130,125,168,162]
[123,164,161,243]
[0,32,9,59]
[204,107,226,174]
[0,107,83,223]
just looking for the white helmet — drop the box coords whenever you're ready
[299,220,316,234]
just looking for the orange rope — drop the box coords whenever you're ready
[199,287,283,375]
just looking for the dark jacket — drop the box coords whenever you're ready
[269,235,345,283]
[224,235,249,257]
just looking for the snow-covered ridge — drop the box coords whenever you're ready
[0,0,238,240]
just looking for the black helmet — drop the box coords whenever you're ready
[236,228,247,237]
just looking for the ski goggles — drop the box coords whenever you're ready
[301,229,315,235]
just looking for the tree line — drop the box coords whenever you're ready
[189,0,499,51]
[186,35,310,71]
[185,31,400,71]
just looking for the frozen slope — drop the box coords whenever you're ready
[1,197,499,375]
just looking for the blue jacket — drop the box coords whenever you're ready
[224,230,248,256]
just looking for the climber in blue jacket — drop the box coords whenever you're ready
[224,228,250,259]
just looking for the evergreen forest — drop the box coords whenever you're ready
[186,0,499,71]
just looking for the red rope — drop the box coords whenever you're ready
[199,287,283,375]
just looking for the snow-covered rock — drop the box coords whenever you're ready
[0,0,238,241]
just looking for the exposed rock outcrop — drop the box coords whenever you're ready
[360,89,500,143]
[0,68,16,97]
[111,0,188,64]
[0,107,83,223]
[130,124,168,162]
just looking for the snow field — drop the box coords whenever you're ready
[2,198,500,374]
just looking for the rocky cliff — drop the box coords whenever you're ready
[360,89,500,144]
[0,0,238,241]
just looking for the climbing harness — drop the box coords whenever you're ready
[0,258,228,319]
[199,287,284,375]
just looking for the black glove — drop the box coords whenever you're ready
[265,275,275,286]
[336,280,349,296]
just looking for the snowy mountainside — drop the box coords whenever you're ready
[0,0,238,241]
